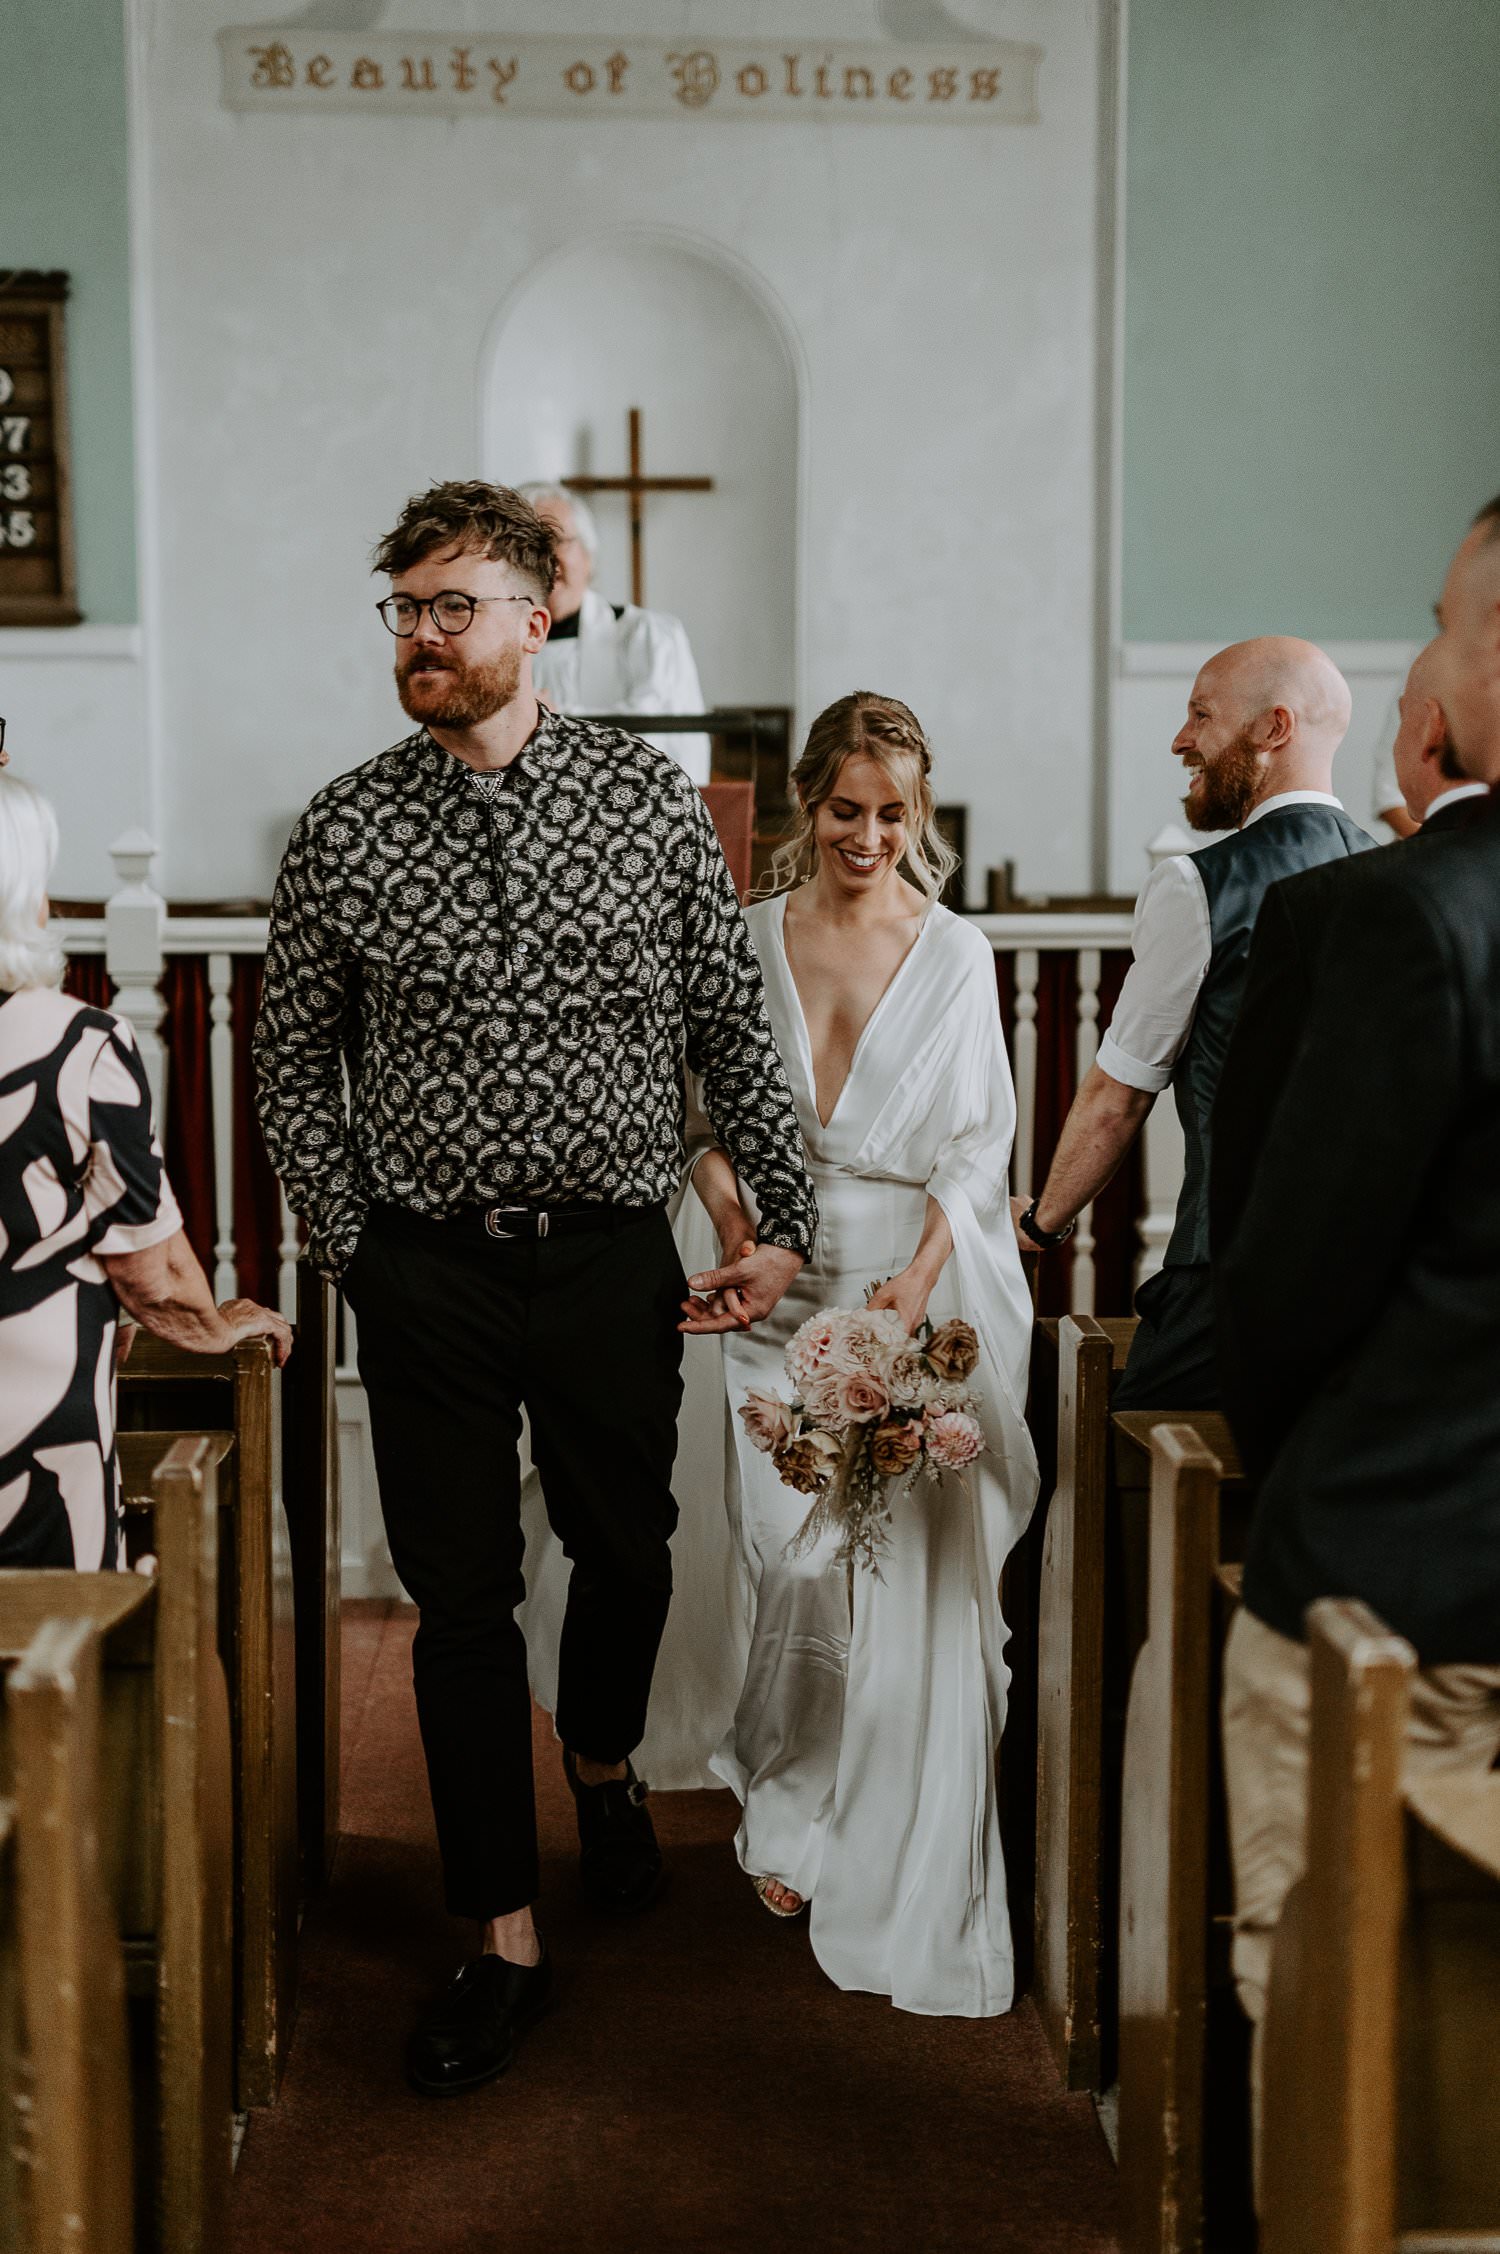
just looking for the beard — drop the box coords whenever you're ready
[1183,725,1264,831]
[396,643,523,729]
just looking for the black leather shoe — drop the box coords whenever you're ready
[564,1751,665,1913]
[405,1947,552,2097]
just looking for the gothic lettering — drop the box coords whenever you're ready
[970,66,1001,100]
[783,54,802,96]
[487,57,518,103]
[563,60,596,95]
[350,57,385,91]
[248,42,294,90]
[843,66,875,99]
[667,51,720,108]
[400,56,437,92]
[887,67,914,100]
[305,53,335,88]
[737,62,769,97]
[927,67,959,100]
[606,51,630,93]
[815,61,834,98]
[449,47,476,93]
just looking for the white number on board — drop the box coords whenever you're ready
[1,417,30,455]
[0,371,13,407]
[0,511,36,548]
[0,464,30,501]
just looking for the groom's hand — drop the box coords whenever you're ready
[679,1244,804,1334]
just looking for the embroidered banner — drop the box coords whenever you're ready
[217,30,1042,124]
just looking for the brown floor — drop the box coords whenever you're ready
[229,1601,1120,2254]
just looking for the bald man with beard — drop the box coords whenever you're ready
[1215,498,1500,2156]
[1017,636,1372,1410]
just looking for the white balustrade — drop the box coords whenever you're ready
[1069,948,1102,1315]
[277,1184,300,1322]
[103,830,168,1122]
[1010,948,1040,1199]
[207,951,238,1299]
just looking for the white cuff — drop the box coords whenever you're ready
[1096,1031,1173,1096]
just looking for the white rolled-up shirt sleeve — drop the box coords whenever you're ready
[1095,854,1212,1094]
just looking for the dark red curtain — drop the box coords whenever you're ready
[66,942,1145,1319]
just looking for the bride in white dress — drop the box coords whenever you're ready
[682,692,1039,2019]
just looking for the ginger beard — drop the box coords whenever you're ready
[1183,724,1265,831]
[396,638,523,729]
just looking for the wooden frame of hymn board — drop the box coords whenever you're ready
[0,271,80,627]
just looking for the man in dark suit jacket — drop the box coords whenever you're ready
[1212,497,1500,2144]
[1211,638,1491,1262]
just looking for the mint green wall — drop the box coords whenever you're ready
[1122,1,1500,643]
[2,0,135,623]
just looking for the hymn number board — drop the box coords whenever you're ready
[0,272,79,626]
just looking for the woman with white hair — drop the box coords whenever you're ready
[0,765,290,1570]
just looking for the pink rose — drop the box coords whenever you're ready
[802,1371,853,1431]
[836,1368,890,1424]
[841,1308,908,1370]
[924,1408,985,1471]
[886,1349,929,1406]
[738,1388,796,1454]
[786,1310,846,1391]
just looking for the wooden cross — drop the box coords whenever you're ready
[564,406,713,609]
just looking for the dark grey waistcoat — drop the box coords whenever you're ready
[1165,804,1374,1269]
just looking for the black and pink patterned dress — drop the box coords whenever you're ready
[0,987,182,1568]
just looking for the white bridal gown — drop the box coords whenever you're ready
[711,895,1039,2018]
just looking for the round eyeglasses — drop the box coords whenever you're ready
[377,591,534,637]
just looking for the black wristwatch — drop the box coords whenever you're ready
[1019,1200,1075,1250]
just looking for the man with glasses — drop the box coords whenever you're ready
[517,483,712,784]
[254,480,816,2095]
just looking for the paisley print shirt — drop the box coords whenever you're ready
[253,715,818,1280]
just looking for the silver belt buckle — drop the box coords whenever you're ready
[484,1207,549,1240]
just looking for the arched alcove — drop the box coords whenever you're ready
[481,234,800,708]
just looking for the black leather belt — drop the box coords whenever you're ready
[472,1202,657,1241]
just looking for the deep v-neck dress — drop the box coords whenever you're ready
[711,896,1039,2017]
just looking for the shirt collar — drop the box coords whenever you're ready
[1425,782,1491,821]
[1243,789,1343,829]
[410,703,569,797]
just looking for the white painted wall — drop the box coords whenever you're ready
[122,0,1106,903]
[0,628,150,897]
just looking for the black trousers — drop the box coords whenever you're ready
[343,1202,685,1919]
[1112,1261,1221,1412]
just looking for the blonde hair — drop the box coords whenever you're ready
[761,692,959,904]
[0,772,65,993]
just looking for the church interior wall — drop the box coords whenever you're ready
[0,0,147,896]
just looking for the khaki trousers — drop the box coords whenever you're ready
[1221,1606,1500,2162]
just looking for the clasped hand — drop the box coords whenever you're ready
[679,1239,805,1334]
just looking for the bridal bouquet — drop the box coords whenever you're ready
[737,1302,986,1575]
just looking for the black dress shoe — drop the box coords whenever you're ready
[563,1751,665,1914]
[405,1947,552,2097]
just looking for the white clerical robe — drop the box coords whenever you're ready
[532,586,711,784]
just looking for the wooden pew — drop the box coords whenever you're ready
[1116,1422,1252,2254]
[0,1436,233,2254]
[1,1616,135,2254]
[117,1335,298,2108]
[1032,1312,1134,2087]
[1261,1599,1500,2254]
[285,1259,341,1892]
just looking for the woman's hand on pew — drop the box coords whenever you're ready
[217,1298,295,1366]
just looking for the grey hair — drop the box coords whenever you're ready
[0,772,66,993]
[515,482,599,559]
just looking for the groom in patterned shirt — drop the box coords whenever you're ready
[255,482,816,2095]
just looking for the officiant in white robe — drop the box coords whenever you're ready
[519,484,712,785]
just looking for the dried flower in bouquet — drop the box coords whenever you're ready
[735,1296,986,1575]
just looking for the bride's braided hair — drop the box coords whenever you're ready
[760,691,959,904]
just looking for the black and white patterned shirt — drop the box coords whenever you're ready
[253,714,818,1280]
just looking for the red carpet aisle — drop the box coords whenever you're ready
[229,1603,1120,2254]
